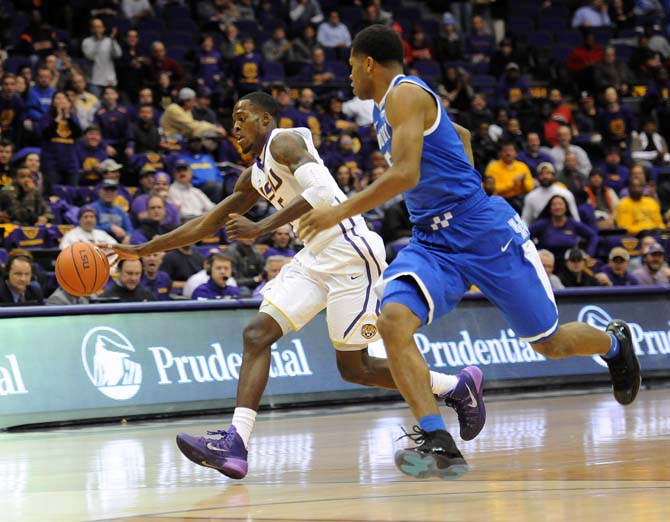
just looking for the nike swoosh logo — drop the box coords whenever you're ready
[465,383,478,408]
[206,443,230,452]
[350,274,363,280]
[501,238,513,253]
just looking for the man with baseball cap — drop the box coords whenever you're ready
[160,86,226,141]
[558,247,600,287]
[631,242,670,285]
[522,161,580,224]
[595,246,639,286]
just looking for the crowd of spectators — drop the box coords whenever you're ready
[1,0,670,307]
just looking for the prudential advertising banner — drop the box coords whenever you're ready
[1,290,669,429]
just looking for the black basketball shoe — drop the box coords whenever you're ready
[394,426,468,480]
[605,320,641,405]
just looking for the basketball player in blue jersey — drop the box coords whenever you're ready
[108,91,487,480]
[298,24,641,480]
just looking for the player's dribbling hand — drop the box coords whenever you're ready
[102,244,143,265]
[296,207,339,243]
[226,213,260,240]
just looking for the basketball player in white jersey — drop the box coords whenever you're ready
[108,92,486,479]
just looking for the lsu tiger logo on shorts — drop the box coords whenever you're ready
[361,324,377,339]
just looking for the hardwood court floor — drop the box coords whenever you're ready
[1,389,669,522]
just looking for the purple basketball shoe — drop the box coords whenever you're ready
[176,426,248,479]
[439,366,486,441]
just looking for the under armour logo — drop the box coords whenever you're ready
[430,211,453,231]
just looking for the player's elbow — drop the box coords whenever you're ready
[302,184,335,208]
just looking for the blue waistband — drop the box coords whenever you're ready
[412,190,488,232]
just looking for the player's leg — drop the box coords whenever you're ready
[176,262,328,479]
[326,253,485,441]
[378,280,468,480]
[532,321,640,405]
[175,310,285,479]
[466,199,640,406]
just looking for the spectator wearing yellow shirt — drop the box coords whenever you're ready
[484,141,535,213]
[616,177,666,235]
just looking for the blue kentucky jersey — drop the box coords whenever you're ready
[372,75,483,223]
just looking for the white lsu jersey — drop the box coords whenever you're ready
[250,127,366,253]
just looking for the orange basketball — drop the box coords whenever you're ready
[55,243,110,297]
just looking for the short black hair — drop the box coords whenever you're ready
[351,24,404,66]
[239,91,279,120]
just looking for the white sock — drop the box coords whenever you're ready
[430,371,459,396]
[231,407,257,448]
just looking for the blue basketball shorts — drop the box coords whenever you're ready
[378,195,559,343]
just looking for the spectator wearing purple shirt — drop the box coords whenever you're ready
[495,63,529,108]
[595,247,639,286]
[233,37,264,97]
[596,147,630,194]
[516,133,555,178]
[275,85,302,129]
[194,35,224,94]
[130,195,176,244]
[465,15,495,65]
[74,125,112,185]
[529,195,599,263]
[94,86,131,150]
[0,74,25,143]
[263,225,297,259]
[131,171,180,226]
[39,91,82,186]
[598,87,635,150]
[141,252,172,301]
[192,253,242,300]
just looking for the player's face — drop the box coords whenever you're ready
[233,100,268,155]
[8,259,32,294]
[211,259,232,287]
[349,52,372,100]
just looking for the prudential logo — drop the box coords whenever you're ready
[578,305,614,369]
[81,327,143,400]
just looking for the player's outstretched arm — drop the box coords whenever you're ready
[107,168,259,259]
[227,131,332,240]
[452,122,474,167]
[297,83,426,242]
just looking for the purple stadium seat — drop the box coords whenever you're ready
[0,248,7,266]
[161,4,191,21]
[234,19,260,40]
[137,16,165,34]
[3,56,31,74]
[538,15,568,33]
[262,61,285,83]
[165,17,199,34]
[75,186,97,206]
[528,31,554,49]
[163,31,196,49]
[53,184,75,205]
[506,18,535,38]
[551,43,574,63]
[329,62,350,82]
[593,28,613,46]
[560,30,583,47]
[339,6,364,29]
[414,60,442,86]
